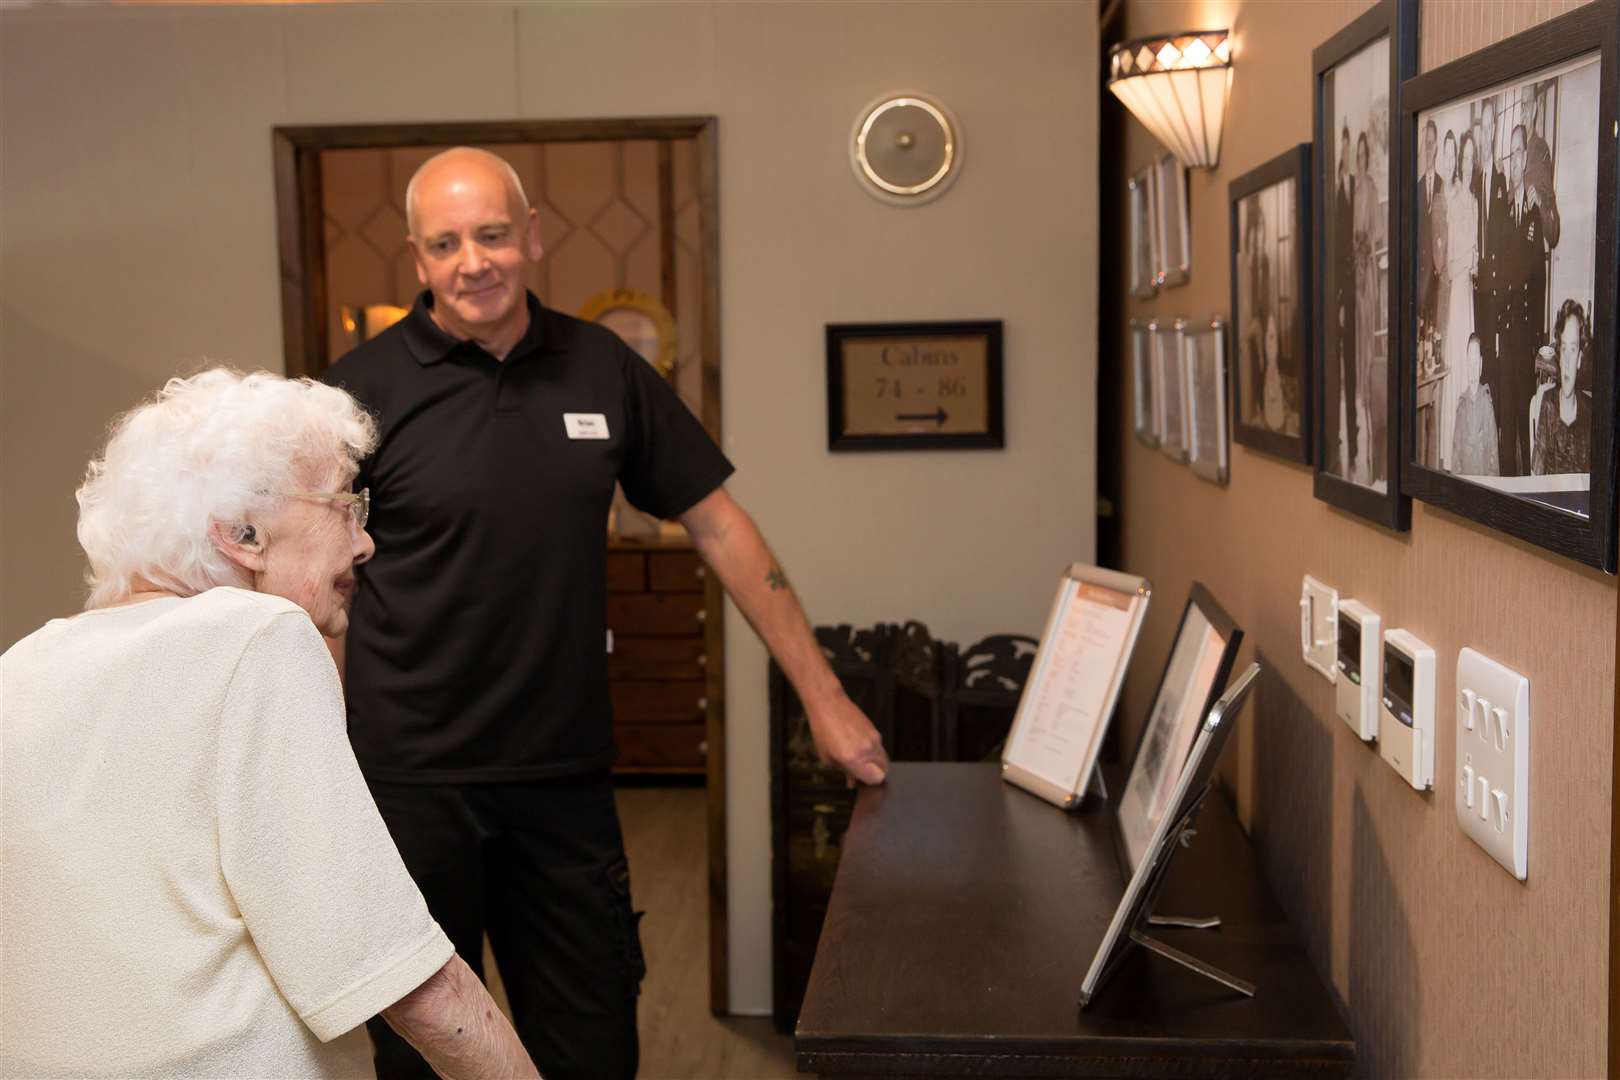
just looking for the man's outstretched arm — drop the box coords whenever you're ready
[678,487,888,784]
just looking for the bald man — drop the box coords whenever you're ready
[322,147,888,1079]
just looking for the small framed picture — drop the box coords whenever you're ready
[1154,153,1191,288]
[1228,145,1312,463]
[1311,0,1417,531]
[825,321,1005,451]
[1116,582,1244,875]
[1130,319,1158,447]
[1398,0,1618,570]
[1151,319,1187,461]
[1129,168,1159,300]
[1182,319,1230,485]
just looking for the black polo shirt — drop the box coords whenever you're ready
[322,291,733,782]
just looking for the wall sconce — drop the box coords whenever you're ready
[1106,31,1233,169]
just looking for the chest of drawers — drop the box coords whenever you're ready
[606,537,713,774]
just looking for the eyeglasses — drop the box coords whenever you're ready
[284,487,370,529]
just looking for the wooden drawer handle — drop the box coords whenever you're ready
[697,653,707,668]
[695,608,707,624]
[697,696,708,711]
[699,739,709,757]
[695,565,707,580]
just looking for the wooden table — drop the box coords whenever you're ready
[794,762,1353,1078]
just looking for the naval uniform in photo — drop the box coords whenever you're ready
[323,290,733,1080]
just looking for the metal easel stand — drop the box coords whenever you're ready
[1129,919,1256,998]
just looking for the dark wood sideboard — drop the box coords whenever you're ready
[795,761,1354,1078]
[606,535,712,774]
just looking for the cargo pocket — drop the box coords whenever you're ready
[600,855,647,997]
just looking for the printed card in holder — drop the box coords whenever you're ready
[1001,564,1151,810]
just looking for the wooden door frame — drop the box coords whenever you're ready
[271,117,730,1015]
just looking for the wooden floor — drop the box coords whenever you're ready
[482,783,798,1079]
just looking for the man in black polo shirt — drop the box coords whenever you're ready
[323,147,889,1080]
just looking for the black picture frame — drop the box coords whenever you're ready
[1396,0,1619,572]
[1311,0,1418,531]
[1229,145,1313,463]
[826,321,1005,451]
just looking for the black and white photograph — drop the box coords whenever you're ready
[1399,0,1617,570]
[1154,153,1190,288]
[1130,319,1157,446]
[1130,168,1158,300]
[1322,35,1391,491]
[1412,59,1599,509]
[1311,0,1415,531]
[1153,319,1187,460]
[1229,145,1311,462]
[1183,319,1229,484]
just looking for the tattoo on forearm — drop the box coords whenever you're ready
[766,566,788,591]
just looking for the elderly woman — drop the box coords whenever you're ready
[1,369,536,1079]
[1532,299,1591,476]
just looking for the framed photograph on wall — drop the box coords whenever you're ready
[1130,319,1158,447]
[1155,153,1191,288]
[1130,168,1159,300]
[1152,319,1187,461]
[1398,0,1618,571]
[1183,318,1230,484]
[1229,145,1313,463]
[1311,0,1417,530]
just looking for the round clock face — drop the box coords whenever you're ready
[577,289,677,377]
[598,307,662,366]
[850,91,962,206]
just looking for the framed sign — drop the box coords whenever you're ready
[1154,152,1191,287]
[1129,167,1159,300]
[1001,563,1151,810]
[826,321,1004,450]
[1129,319,1157,447]
[1183,318,1230,485]
[1311,0,1417,531]
[1397,0,1618,571]
[1152,319,1188,461]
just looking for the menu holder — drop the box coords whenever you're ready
[1001,564,1150,810]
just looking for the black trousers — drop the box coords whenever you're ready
[364,773,645,1080]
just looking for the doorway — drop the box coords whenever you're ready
[272,117,730,1015]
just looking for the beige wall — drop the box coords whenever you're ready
[0,1,1099,1013]
[1113,1,1612,1075]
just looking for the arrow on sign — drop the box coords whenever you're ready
[897,407,949,426]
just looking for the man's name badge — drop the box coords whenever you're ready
[564,413,610,440]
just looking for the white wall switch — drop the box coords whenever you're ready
[1334,600,1381,741]
[1300,575,1338,684]
[1379,629,1434,790]
[1455,648,1530,880]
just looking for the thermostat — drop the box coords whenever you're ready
[1334,600,1381,741]
[1379,629,1435,790]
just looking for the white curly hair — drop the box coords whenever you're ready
[75,367,378,609]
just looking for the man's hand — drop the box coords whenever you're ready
[805,690,889,786]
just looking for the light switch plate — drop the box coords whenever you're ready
[1300,575,1338,683]
[1455,648,1530,880]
